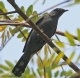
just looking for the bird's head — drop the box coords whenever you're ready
[49,8,68,18]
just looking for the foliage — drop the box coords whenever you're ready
[0,0,80,78]
[0,46,80,78]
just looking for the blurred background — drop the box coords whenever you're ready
[0,0,80,78]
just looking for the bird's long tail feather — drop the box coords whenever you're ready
[12,53,31,77]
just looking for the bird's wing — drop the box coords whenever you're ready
[23,29,33,52]
[23,16,44,52]
[36,16,44,25]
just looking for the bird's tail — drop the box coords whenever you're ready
[12,53,31,77]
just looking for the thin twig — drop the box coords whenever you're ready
[0,11,16,15]
[70,75,80,78]
[0,19,16,23]
[53,39,80,46]
[0,21,79,41]
[55,34,61,42]
[0,22,78,41]
[61,65,67,78]
[56,30,78,40]
[38,0,71,15]
[0,22,30,27]
[32,0,38,5]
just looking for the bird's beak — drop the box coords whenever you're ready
[65,10,68,12]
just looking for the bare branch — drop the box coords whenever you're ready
[56,30,78,40]
[0,11,16,15]
[39,0,71,15]
[70,75,80,78]
[0,19,16,23]
[0,21,78,40]
[0,22,30,27]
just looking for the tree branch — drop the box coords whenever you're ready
[39,0,71,15]
[0,11,16,15]
[56,30,78,40]
[0,20,78,40]
[0,22,30,27]
[7,0,80,75]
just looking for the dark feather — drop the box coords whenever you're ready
[23,16,44,52]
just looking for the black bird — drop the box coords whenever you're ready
[12,8,68,77]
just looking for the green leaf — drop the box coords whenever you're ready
[26,5,33,16]
[37,55,42,68]
[1,74,11,78]
[18,15,23,22]
[31,11,39,23]
[12,27,23,34]
[25,66,30,74]
[0,70,4,74]
[46,67,52,78]
[22,29,28,37]
[51,64,58,69]
[47,45,51,54]
[66,70,73,76]
[76,55,80,63]
[5,60,14,68]
[17,29,28,38]
[9,27,14,35]
[77,28,80,41]
[14,15,23,22]
[1,31,5,46]
[32,68,36,77]
[44,45,48,58]
[47,53,55,66]
[37,69,42,77]
[55,41,64,48]
[12,28,18,34]
[60,71,66,77]
[7,31,10,39]
[69,51,75,60]
[53,52,64,64]
[4,35,7,43]
[0,64,10,71]
[55,34,61,42]
[68,0,80,6]
[17,33,23,38]
[0,1,5,9]
[0,26,6,32]
[54,71,59,77]
[21,6,25,12]
[75,0,80,4]
[8,15,13,18]
[3,8,7,13]
[65,31,75,46]
[22,37,26,42]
